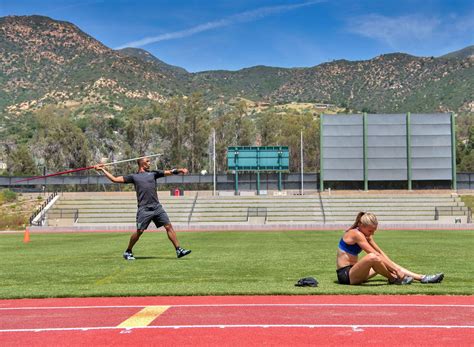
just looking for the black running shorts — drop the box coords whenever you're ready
[136,204,171,231]
[336,265,353,285]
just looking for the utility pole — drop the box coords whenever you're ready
[212,128,216,196]
[300,130,304,195]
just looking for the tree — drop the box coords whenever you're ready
[158,97,187,167]
[183,93,210,172]
[457,123,474,172]
[212,100,256,171]
[124,106,154,157]
[33,106,91,171]
[80,115,118,162]
[5,144,38,176]
[256,108,320,172]
[256,108,281,145]
[458,150,474,172]
[277,111,320,172]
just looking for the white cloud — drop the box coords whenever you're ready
[347,14,441,48]
[116,1,324,49]
[346,12,474,56]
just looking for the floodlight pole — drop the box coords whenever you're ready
[300,130,304,195]
[278,149,282,191]
[363,113,368,191]
[234,151,239,195]
[256,147,260,195]
[212,128,216,196]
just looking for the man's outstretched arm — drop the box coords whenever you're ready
[164,168,189,176]
[95,164,125,183]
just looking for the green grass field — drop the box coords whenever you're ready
[1,230,473,299]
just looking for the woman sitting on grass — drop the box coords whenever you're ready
[336,212,444,285]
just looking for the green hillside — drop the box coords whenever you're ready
[1,15,473,116]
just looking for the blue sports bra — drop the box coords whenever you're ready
[338,237,362,256]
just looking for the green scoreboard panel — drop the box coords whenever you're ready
[227,146,289,171]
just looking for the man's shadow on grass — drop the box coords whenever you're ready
[134,256,192,260]
[134,256,166,260]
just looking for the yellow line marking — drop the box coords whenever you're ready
[117,306,170,328]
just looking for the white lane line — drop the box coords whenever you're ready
[1,303,474,310]
[0,324,473,333]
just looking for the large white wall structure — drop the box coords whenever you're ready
[320,113,456,190]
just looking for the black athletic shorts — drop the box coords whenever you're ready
[136,204,170,231]
[336,265,353,285]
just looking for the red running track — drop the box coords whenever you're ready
[0,295,473,346]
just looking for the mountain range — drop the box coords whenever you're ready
[1,15,473,116]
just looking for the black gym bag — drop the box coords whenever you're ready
[295,277,318,287]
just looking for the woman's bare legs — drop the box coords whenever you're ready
[349,253,397,284]
[379,258,444,283]
[391,263,424,281]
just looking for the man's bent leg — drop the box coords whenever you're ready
[123,230,143,260]
[164,224,179,248]
[164,224,191,258]
[127,230,144,251]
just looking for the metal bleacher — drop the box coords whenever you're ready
[45,191,471,227]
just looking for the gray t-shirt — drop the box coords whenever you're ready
[123,170,165,207]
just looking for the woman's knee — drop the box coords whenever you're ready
[365,253,382,264]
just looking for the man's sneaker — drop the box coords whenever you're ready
[123,251,135,261]
[389,276,413,285]
[421,273,444,284]
[176,248,191,258]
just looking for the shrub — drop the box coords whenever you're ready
[0,189,17,204]
[0,212,27,230]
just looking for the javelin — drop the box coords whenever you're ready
[14,153,162,183]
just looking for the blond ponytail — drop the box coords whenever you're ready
[347,211,378,231]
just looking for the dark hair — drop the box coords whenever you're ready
[137,157,147,166]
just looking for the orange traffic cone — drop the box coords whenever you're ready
[23,227,30,243]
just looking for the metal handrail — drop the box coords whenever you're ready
[187,192,199,225]
[318,191,326,224]
[47,208,79,223]
[247,207,267,219]
[434,206,471,222]
[29,192,57,225]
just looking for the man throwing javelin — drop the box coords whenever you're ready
[95,156,191,260]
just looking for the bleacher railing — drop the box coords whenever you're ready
[434,206,471,223]
[247,207,267,221]
[29,192,57,226]
[187,193,199,225]
[47,209,79,223]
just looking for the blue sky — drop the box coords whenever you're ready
[1,0,473,72]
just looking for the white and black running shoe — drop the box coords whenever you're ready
[176,248,192,258]
[123,251,136,260]
[421,273,444,284]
